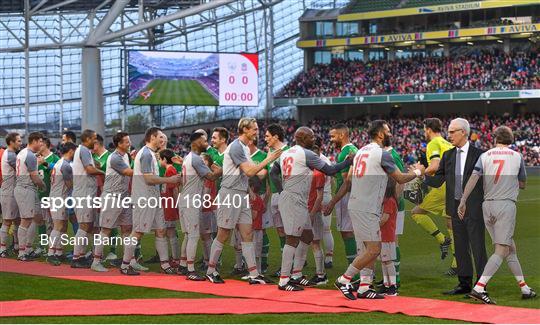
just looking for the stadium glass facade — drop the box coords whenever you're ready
[0,0,350,136]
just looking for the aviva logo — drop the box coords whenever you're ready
[418,8,434,13]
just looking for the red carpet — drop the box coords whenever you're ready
[2,259,539,323]
[0,298,354,317]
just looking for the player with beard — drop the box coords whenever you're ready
[325,120,424,300]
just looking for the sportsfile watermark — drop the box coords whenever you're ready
[41,193,250,211]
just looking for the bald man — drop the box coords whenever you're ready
[270,126,353,291]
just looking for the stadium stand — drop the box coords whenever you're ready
[278,50,540,97]
[167,114,540,167]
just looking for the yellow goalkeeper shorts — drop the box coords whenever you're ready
[418,186,449,218]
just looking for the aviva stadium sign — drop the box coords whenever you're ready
[338,0,539,21]
[297,23,540,48]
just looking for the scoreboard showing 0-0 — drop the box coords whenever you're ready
[219,53,259,106]
[127,50,259,106]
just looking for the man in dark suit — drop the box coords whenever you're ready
[424,118,488,294]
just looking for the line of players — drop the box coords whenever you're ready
[0,117,534,302]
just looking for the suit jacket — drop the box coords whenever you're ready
[424,142,484,218]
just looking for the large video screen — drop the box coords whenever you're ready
[127,50,259,106]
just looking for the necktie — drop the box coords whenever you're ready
[455,148,463,200]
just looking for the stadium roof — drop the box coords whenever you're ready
[0,0,202,14]
[0,0,352,136]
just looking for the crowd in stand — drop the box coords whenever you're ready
[168,113,540,167]
[278,50,540,98]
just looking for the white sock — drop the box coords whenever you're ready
[206,239,223,275]
[339,264,360,284]
[25,222,37,253]
[475,254,503,292]
[313,248,324,276]
[0,224,8,252]
[17,226,27,257]
[323,228,334,263]
[54,232,64,256]
[279,244,296,286]
[382,261,396,286]
[169,235,180,260]
[48,230,60,256]
[358,268,374,294]
[291,241,309,278]
[155,237,170,268]
[180,234,188,267]
[241,241,258,277]
[186,234,199,272]
[73,229,87,260]
[93,231,107,263]
[121,240,136,269]
[234,247,243,269]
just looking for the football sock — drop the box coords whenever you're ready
[241,241,259,277]
[93,231,106,263]
[234,247,243,269]
[344,237,357,263]
[180,234,188,266]
[16,226,27,257]
[323,231,334,263]
[382,261,396,286]
[109,228,118,254]
[411,214,445,244]
[206,239,224,275]
[394,245,401,284]
[279,244,296,286]
[155,237,169,263]
[169,234,180,260]
[121,240,136,269]
[73,229,87,260]
[54,233,64,257]
[25,222,37,253]
[339,264,360,284]
[313,248,324,275]
[186,233,199,272]
[474,254,503,292]
[291,241,309,278]
[261,231,270,266]
[0,224,8,252]
[358,268,374,294]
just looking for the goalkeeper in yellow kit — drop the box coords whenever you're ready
[411,118,457,275]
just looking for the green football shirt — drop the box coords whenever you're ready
[267,144,289,194]
[250,148,268,194]
[334,143,357,193]
[206,146,224,167]
[388,147,406,211]
[93,150,111,173]
[38,152,60,199]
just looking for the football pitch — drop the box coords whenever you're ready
[130,79,219,106]
[1,177,539,323]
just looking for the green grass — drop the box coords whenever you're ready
[1,177,538,323]
[130,79,218,106]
